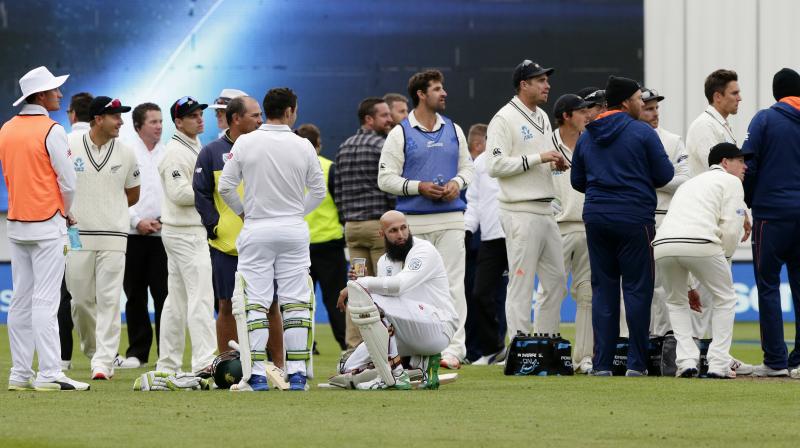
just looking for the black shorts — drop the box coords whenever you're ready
[210,247,238,300]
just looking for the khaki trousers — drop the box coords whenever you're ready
[343,220,385,349]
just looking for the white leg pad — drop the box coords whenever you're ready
[231,271,252,384]
[347,281,394,387]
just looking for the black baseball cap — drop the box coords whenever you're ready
[641,87,665,103]
[512,60,554,89]
[89,96,131,117]
[554,94,592,119]
[170,95,208,121]
[708,142,752,167]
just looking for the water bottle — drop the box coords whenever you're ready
[68,226,82,250]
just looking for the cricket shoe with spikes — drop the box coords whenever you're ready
[230,374,269,392]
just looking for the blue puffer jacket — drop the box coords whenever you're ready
[571,111,674,225]
[742,98,800,220]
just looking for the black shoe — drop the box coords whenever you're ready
[677,367,698,378]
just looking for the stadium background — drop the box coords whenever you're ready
[0,0,795,324]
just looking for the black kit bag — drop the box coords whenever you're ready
[550,335,574,376]
[505,332,570,376]
[612,337,630,376]
[647,336,664,376]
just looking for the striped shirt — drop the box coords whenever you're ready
[334,128,395,222]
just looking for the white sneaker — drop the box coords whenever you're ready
[751,363,789,377]
[34,375,90,391]
[61,360,72,371]
[472,347,507,366]
[574,356,593,374]
[8,378,34,391]
[730,358,754,375]
[91,366,114,380]
[790,367,800,379]
[118,357,142,369]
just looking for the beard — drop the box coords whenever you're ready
[385,233,414,263]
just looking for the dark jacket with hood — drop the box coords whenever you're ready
[742,98,800,220]
[571,110,674,225]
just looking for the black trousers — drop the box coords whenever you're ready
[464,234,480,360]
[469,238,508,355]
[123,235,168,363]
[57,278,73,361]
[309,238,348,350]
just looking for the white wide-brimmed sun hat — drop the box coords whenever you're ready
[13,66,70,107]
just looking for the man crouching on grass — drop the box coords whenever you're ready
[652,143,750,379]
[331,211,458,389]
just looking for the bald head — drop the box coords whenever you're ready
[380,210,406,231]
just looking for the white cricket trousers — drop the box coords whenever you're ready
[650,214,673,337]
[237,219,313,377]
[156,227,216,373]
[414,228,467,361]
[343,291,454,372]
[536,230,593,363]
[8,237,66,383]
[500,210,567,338]
[66,249,125,370]
[691,283,714,338]
[656,253,736,374]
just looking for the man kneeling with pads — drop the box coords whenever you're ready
[652,143,750,379]
[331,211,458,389]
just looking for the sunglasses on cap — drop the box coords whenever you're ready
[175,96,199,107]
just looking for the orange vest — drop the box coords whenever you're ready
[0,115,66,221]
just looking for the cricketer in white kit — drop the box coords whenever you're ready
[66,96,140,380]
[155,96,217,376]
[486,60,568,339]
[334,211,457,389]
[652,143,749,378]
[218,87,326,392]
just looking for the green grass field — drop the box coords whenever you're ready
[1,322,799,448]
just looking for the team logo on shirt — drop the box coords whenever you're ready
[133,169,140,178]
[521,125,534,141]
[74,158,85,172]
[405,137,418,151]
[223,152,233,164]
[426,141,444,148]
[407,258,422,271]
[736,208,746,216]
[172,170,181,179]
[492,147,502,157]
[386,266,393,276]
[110,164,122,174]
